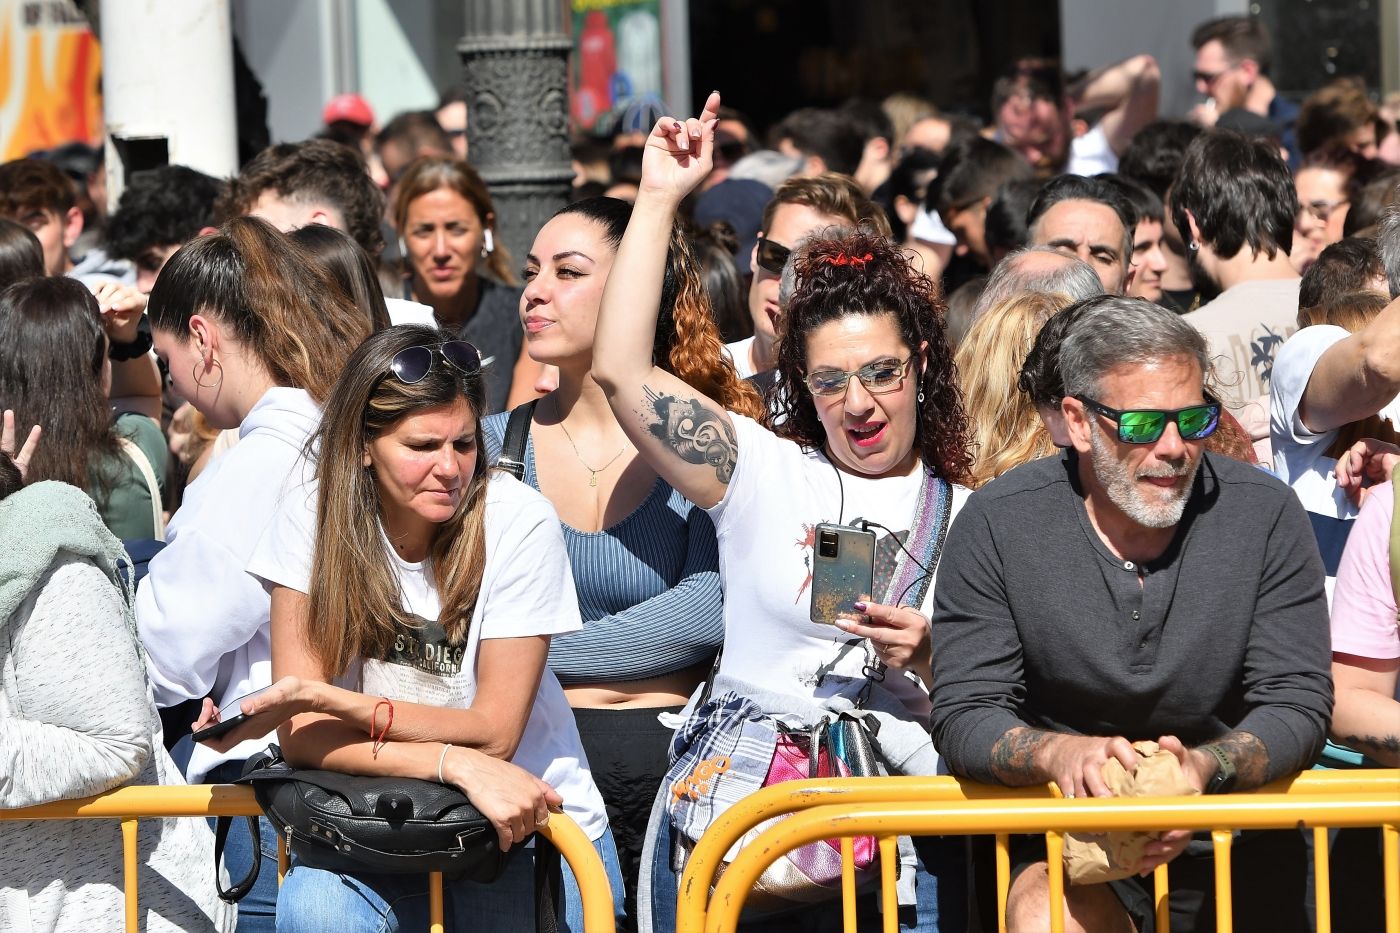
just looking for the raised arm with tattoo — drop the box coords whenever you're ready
[592,91,736,510]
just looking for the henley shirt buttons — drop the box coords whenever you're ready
[1123,560,1135,571]
[1132,611,1140,621]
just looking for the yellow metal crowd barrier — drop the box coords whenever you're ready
[674,770,1400,933]
[0,783,617,933]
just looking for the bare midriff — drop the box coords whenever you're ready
[563,661,712,709]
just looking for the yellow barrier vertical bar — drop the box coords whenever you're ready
[880,835,899,933]
[995,834,1010,933]
[1211,830,1233,933]
[1046,832,1065,933]
[122,817,139,933]
[1153,862,1170,933]
[278,836,288,885]
[840,836,858,932]
[1383,824,1399,933]
[1312,827,1331,933]
[429,871,445,933]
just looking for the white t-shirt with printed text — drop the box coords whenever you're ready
[707,415,970,718]
[248,473,608,841]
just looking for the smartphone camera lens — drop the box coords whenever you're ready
[818,530,839,558]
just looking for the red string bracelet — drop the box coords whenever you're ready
[370,698,394,758]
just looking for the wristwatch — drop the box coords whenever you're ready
[108,317,153,361]
[1199,743,1237,794]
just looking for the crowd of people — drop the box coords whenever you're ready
[1,13,1398,933]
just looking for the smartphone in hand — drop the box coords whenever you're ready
[191,687,270,744]
[810,522,875,624]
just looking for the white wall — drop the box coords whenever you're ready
[1059,0,1248,119]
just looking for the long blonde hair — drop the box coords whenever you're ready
[305,325,490,679]
[956,291,1074,488]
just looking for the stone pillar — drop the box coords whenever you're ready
[459,1,574,268]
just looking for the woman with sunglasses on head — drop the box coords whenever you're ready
[480,196,762,927]
[134,216,371,933]
[594,93,973,932]
[394,157,530,413]
[199,325,610,932]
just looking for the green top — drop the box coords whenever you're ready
[88,412,167,541]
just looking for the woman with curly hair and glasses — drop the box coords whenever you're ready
[481,196,762,927]
[593,93,972,932]
[199,325,612,931]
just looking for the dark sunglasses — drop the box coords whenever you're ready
[1075,393,1221,445]
[755,236,792,276]
[389,341,482,385]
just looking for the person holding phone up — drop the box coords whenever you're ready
[591,92,975,932]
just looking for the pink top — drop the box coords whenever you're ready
[1330,482,1400,663]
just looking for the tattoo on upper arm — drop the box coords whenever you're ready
[1214,731,1270,789]
[1342,733,1400,759]
[990,726,1054,786]
[641,386,737,485]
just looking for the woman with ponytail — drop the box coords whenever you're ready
[481,197,762,927]
[135,216,371,932]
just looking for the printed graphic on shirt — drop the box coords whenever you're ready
[361,614,470,709]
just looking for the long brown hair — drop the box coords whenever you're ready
[772,229,974,484]
[552,197,764,420]
[393,157,518,287]
[0,277,120,501]
[147,216,370,403]
[305,325,490,678]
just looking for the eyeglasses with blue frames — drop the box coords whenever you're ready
[803,357,914,397]
[388,341,482,385]
[1075,393,1221,444]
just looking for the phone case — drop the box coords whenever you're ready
[810,522,876,624]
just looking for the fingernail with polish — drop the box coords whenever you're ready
[672,121,682,131]
[853,601,868,612]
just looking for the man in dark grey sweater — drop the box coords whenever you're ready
[930,297,1332,933]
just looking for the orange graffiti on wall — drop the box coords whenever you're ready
[0,3,103,161]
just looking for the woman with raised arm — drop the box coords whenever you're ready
[592,93,972,932]
[481,196,762,927]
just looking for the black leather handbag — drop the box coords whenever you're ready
[216,746,561,930]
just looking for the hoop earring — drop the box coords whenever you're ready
[917,389,925,404]
[193,358,224,390]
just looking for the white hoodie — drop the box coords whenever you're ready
[136,387,320,783]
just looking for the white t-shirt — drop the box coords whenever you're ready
[723,336,758,380]
[1271,324,1400,600]
[1065,124,1119,177]
[707,415,970,718]
[248,473,608,841]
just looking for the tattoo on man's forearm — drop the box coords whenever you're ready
[1342,733,1400,759]
[990,726,1055,786]
[1213,731,1270,789]
[642,387,737,484]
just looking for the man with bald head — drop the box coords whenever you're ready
[972,246,1104,320]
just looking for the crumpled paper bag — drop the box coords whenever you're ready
[1063,740,1199,885]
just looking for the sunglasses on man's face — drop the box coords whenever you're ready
[755,236,792,276]
[389,341,482,384]
[1075,394,1221,445]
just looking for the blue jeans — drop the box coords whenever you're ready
[276,829,625,932]
[646,813,965,932]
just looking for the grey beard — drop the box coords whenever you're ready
[1089,424,1198,529]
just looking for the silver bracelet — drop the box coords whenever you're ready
[437,743,452,784]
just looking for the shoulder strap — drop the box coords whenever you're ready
[117,436,166,540]
[213,815,263,903]
[498,400,539,482]
[1390,481,1400,613]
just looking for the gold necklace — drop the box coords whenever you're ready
[554,399,629,487]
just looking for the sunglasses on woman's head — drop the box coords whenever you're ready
[755,236,792,276]
[388,341,482,385]
[1075,393,1221,445]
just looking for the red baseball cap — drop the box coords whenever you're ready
[322,93,374,128]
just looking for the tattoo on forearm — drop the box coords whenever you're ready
[1213,731,1270,789]
[990,726,1056,786]
[642,387,737,484]
[1342,733,1400,759]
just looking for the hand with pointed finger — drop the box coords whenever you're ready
[1,409,41,481]
[639,90,723,204]
[833,599,933,684]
